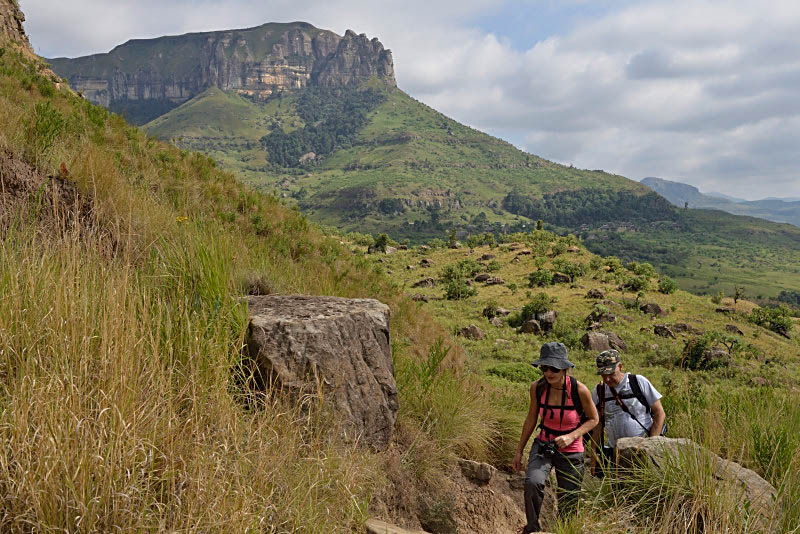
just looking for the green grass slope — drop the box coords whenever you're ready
[368,232,800,532]
[145,83,800,299]
[0,39,503,531]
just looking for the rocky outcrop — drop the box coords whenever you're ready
[0,0,29,49]
[617,437,779,530]
[246,295,397,451]
[49,22,395,122]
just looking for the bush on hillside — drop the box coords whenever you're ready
[604,256,624,272]
[658,276,679,294]
[750,306,793,337]
[528,269,553,287]
[679,334,732,371]
[509,292,553,327]
[551,258,586,279]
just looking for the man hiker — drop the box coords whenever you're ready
[512,342,599,533]
[589,349,666,476]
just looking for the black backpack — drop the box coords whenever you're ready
[595,374,666,435]
[535,376,588,437]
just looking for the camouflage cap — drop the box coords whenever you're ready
[596,349,621,375]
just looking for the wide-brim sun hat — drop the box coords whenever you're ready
[530,341,575,369]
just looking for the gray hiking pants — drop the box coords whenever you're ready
[523,440,584,533]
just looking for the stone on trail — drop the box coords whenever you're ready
[412,277,435,288]
[474,273,491,282]
[366,519,430,534]
[458,458,496,484]
[518,319,542,335]
[535,310,557,332]
[616,437,779,530]
[653,324,676,338]
[586,288,605,299]
[490,317,504,328]
[640,302,664,316]
[247,295,397,451]
[726,324,745,336]
[552,272,572,284]
[582,331,611,351]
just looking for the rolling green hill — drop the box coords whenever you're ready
[145,82,800,299]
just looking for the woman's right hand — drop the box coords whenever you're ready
[512,450,523,472]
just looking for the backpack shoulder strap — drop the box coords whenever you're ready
[535,378,546,404]
[628,374,652,414]
[570,376,586,421]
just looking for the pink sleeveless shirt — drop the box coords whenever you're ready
[537,376,584,453]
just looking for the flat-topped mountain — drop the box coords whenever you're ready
[49,22,395,124]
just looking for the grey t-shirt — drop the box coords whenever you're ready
[591,373,662,447]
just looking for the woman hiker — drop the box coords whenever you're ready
[512,342,599,533]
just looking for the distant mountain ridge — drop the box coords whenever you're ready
[49,23,395,124]
[641,177,800,227]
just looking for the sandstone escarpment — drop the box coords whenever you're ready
[0,0,30,49]
[49,22,395,123]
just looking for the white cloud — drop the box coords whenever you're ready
[19,0,800,198]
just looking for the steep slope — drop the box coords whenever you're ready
[49,23,395,124]
[643,176,800,227]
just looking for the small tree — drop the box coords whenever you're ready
[374,233,389,252]
[734,286,744,304]
[658,276,679,295]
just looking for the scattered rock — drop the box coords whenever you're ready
[567,246,581,253]
[385,246,397,255]
[581,332,611,352]
[449,241,462,249]
[419,245,430,252]
[653,324,676,338]
[480,253,495,261]
[617,437,778,530]
[410,294,428,303]
[459,324,486,340]
[405,265,415,270]
[750,376,768,387]
[490,317,504,328]
[495,338,511,346]
[586,309,616,325]
[581,331,626,352]
[586,288,605,299]
[605,331,628,351]
[516,249,532,255]
[536,310,558,332]
[619,314,634,323]
[474,273,491,282]
[552,272,572,284]
[716,307,736,314]
[672,323,703,335]
[419,258,433,267]
[518,319,542,335]
[366,519,430,534]
[458,458,496,484]
[640,303,664,316]
[398,244,409,250]
[485,276,505,285]
[511,257,520,263]
[247,295,397,451]
[412,278,435,288]
[496,307,511,316]
[726,324,744,336]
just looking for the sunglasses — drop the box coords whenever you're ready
[540,365,562,373]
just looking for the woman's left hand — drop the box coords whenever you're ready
[554,434,575,449]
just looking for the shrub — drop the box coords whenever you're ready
[551,241,568,256]
[482,301,499,319]
[589,256,603,271]
[711,290,724,305]
[658,276,679,294]
[373,233,389,252]
[445,278,477,300]
[750,306,793,337]
[624,275,650,292]
[604,256,623,272]
[528,269,553,287]
[509,292,552,327]
[552,258,586,279]
[26,101,65,162]
[679,334,731,370]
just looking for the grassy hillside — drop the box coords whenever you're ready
[145,84,800,300]
[0,40,504,532]
[368,232,800,532]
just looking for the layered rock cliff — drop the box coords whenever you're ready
[48,22,395,124]
[0,0,30,49]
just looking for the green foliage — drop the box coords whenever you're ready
[25,101,64,161]
[551,258,586,279]
[487,362,538,384]
[624,275,650,292]
[528,269,553,287]
[445,278,477,300]
[551,241,568,256]
[778,290,800,307]
[486,260,501,272]
[750,306,793,336]
[502,189,675,227]
[373,233,389,252]
[603,256,623,272]
[509,292,552,327]
[658,276,679,294]
[711,290,724,305]
[260,85,386,167]
[679,334,731,371]
[589,256,603,271]
[441,259,481,282]
[627,261,657,278]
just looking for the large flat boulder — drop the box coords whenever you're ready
[247,295,398,451]
[617,437,778,529]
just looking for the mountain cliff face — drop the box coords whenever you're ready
[49,22,395,124]
[0,0,30,49]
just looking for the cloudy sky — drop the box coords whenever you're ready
[19,0,800,199]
